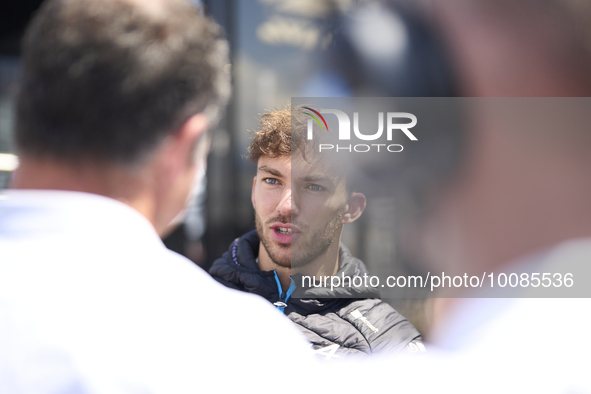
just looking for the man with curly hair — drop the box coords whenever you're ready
[210,106,423,359]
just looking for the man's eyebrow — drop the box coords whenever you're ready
[257,165,283,177]
[299,175,335,184]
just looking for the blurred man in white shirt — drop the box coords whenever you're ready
[0,0,314,392]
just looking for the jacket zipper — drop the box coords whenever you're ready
[272,271,295,313]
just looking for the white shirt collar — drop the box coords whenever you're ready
[0,189,162,246]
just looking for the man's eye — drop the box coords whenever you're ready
[308,184,324,191]
[263,178,279,185]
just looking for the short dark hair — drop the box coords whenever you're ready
[16,0,230,165]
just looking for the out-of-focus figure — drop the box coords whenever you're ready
[0,0,315,392]
[319,0,591,392]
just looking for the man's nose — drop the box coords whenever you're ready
[277,188,300,216]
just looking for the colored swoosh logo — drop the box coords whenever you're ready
[303,107,328,131]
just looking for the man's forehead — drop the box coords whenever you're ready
[258,154,343,182]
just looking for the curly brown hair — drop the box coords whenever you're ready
[248,104,357,195]
[247,105,310,162]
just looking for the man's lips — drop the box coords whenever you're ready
[270,223,300,234]
[270,223,300,244]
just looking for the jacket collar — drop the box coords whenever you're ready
[209,230,380,313]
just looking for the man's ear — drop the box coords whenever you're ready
[251,175,257,209]
[341,192,366,224]
[167,114,209,174]
[151,114,209,236]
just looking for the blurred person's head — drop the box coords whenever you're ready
[433,0,591,97]
[13,0,230,235]
[416,0,591,277]
[322,0,591,289]
[248,106,366,277]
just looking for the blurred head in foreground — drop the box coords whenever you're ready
[324,0,591,283]
[420,0,591,278]
[13,0,230,235]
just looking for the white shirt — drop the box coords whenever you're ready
[427,239,591,393]
[0,190,315,394]
[323,239,591,393]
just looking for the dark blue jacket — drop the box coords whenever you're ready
[209,230,423,359]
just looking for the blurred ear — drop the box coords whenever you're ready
[251,176,257,209]
[172,114,209,170]
[341,192,366,224]
[153,113,209,178]
[150,114,209,236]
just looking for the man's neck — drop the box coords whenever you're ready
[257,240,341,292]
[12,158,157,230]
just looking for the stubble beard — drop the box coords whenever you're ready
[254,209,344,270]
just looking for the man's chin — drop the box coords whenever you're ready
[267,248,292,268]
[271,259,291,269]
